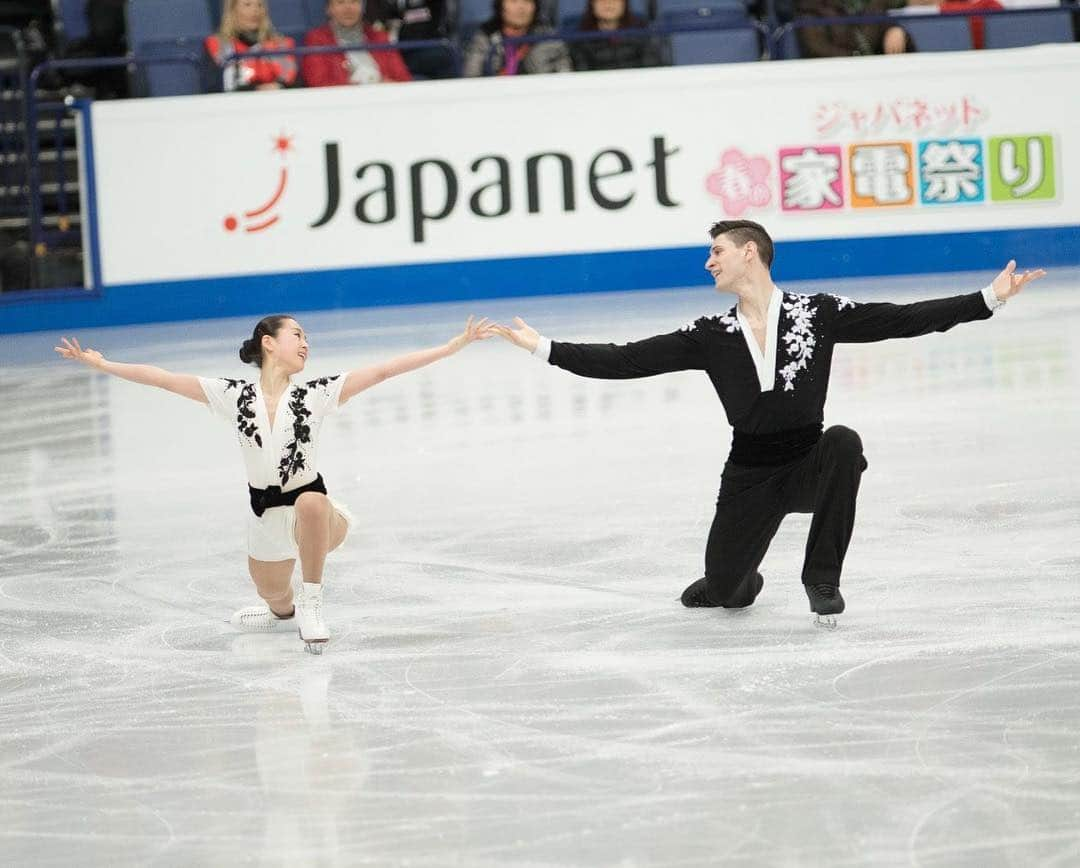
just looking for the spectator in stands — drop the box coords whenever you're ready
[570,0,664,70]
[795,0,936,56]
[463,0,572,76]
[365,0,457,79]
[60,0,128,98]
[205,0,297,91]
[302,0,412,86]
[939,0,1003,49]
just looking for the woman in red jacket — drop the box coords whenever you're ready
[205,0,298,92]
[302,0,412,87]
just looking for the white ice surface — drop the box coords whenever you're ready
[1,271,1079,867]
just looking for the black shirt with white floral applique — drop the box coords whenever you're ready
[542,289,995,443]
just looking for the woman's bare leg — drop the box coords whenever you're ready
[294,493,348,583]
[247,557,296,616]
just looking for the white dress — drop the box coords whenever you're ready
[199,374,351,561]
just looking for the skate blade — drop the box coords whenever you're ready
[304,642,326,655]
[813,614,839,630]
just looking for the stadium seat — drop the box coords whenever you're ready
[655,0,749,17]
[661,12,762,63]
[53,0,90,44]
[266,0,312,41]
[660,3,751,29]
[982,9,1074,48]
[128,0,214,45]
[127,0,214,96]
[133,40,208,96]
[902,14,972,51]
[456,0,495,41]
[303,0,329,28]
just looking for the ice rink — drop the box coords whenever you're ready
[2,269,1079,866]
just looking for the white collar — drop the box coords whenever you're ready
[735,286,782,393]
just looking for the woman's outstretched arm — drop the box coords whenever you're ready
[339,316,496,405]
[54,337,209,403]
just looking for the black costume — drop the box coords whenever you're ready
[538,287,997,605]
[569,17,664,72]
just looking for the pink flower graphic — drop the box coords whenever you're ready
[705,148,772,216]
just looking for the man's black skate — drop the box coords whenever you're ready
[681,572,764,608]
[805,583,844,629]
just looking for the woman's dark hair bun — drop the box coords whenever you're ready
[238,338,259,365]
[239,314,295,368]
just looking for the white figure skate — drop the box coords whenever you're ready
[297,582,329,654]
[229,605,297,633]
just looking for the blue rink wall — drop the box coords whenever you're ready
[4,224,1079,334]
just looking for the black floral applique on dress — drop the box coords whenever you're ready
[225,379,263,448]
[278,387,310,485]
[277,376,341,485]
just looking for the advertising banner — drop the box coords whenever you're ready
[89,45,1077,287]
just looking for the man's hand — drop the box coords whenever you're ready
[492,318,540,352]
[992,260,1046,302]
[54,337,106,370]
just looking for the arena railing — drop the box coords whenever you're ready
[774,3,1079,59]
[25,53,203,273]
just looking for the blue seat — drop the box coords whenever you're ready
[660,3,751,29]
[304,0,329,28]
[127,0,214,96]
[135,38,208,96]
[982,9,1073,49]
[662,12,762,63]
[456,0,495,42]
[902,14,972,51]
[267,0,312,41]
[54,0,90,44]
[128,0,214,44]
[776,23,800,58]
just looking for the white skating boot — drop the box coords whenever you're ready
[229,604,296,633]
[297,582,329,654]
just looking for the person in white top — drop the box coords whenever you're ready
[54,314,495,653]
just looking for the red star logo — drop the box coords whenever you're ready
[271,132,294,158]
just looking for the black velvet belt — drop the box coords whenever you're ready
[248,474,327,517]
[728,423,823,467]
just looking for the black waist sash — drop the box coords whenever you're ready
[249,474,327,517]
[728,423,823,468]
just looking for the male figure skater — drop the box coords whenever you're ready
[493,220,1045,626]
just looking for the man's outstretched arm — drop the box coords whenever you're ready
[493,317,706,379]
[834,261,1046,344]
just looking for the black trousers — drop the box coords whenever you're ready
[704,425,868,604]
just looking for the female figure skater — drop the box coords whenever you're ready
[55,314,495,652]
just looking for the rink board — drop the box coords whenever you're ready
[5,44,1080,331]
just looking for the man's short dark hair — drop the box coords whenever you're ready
[708,220,774,269]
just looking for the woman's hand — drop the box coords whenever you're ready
[448,316,497,352]
[54,337,106,370]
